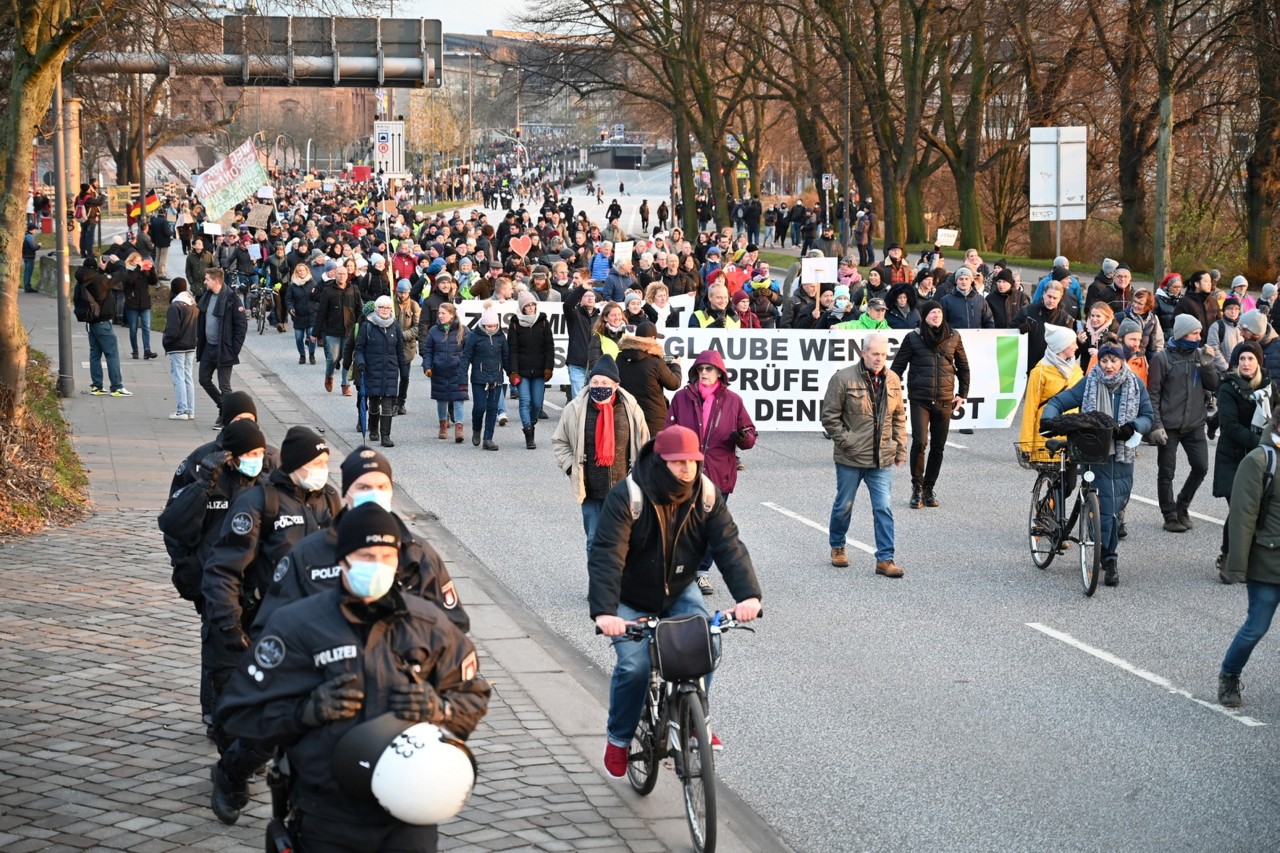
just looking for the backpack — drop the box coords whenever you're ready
[625,473,716,521]
[1258,445,1278,528]
[73,277,101,322]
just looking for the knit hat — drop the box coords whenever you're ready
[479,308,500,327]
[341,447,393,495]
[589,353,620,383]
[220,391,258,424]
[705,246,721,257]
[1236,340,1264,366]
[374,295,393,309]
[955,267,974,281]
[995,268,1017,286]
[806,249,824,258]
[1232,275,1249,291]
[1097,342,1126,362]
[220,420,266,457]
[1171,314,1201,341]
[1264,283,1278,300]
[1043,323,1075,355]
[1051,266,1071,282]
[1053,255,1069,268]
[919,300,942,322]
[396,278,412,293]
[1240,309,1268,337]
[517,291,537,311]
[279,426,330,473]
[1101,258,1119,277]
[1224,296,1241,311]
[833,284,851,301]
[1117,318,1142,338]
[732,289,750,305]
[334,503,401,563]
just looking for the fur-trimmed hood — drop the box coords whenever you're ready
[619,334,664,358]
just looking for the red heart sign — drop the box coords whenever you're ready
[509,235,533,258]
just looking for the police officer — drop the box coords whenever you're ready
[157,420,267,730]
[168,391,279,495]
[218,504,491,853]
[203,426,340,823]
[253,446,469,635]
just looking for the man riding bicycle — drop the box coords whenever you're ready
[589,424,762,780]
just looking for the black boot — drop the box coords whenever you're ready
[472,428,481,447]
[368,422,380,442]
[1103,560,1119,586]
[922,486,939,508]
[524,426,536,450]
[380,415,395,448]
[1218,673,1243,707]
[910,484,923,509]
[210,762,249,825]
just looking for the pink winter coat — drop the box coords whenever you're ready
[665,350,757,495]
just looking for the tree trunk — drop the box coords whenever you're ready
[675,111,698,236]
[1151,0,1173,282]
[1245,0,1280,277]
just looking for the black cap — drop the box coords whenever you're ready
[220,420,266,457]
[279,426,329,473]
[886,242,902,251]
[341,446,393,495]
[220,391,258,423]
[634,321,664,340]
[334,503,401,562]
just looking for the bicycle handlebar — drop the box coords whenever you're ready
[594,609,763,639]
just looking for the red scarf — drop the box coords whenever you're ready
[594,399,616,466]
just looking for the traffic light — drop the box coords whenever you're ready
[515,127,521,139]
[600,129,607,142]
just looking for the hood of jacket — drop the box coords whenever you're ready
[687,349,728,384]
[173,290,197,306]
[619,334,664,359]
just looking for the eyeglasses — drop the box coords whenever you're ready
[697,365,719,373]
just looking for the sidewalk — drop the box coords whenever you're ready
[1,292,791,853]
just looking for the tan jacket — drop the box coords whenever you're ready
[820,364,906,468]
[394,297,421,364]
[551,387,650,504]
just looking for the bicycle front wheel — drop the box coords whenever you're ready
[257,300,268,334]
[678,691,717,853]
[628,682,660,796]
[1028,473,1057,569]
[1078,489,1101,596]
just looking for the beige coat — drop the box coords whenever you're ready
[394,297,421,363]
[551,387,650,504]
[820,364,906,468]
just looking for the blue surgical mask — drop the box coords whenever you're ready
[345,561,397,599]
[589,386,615,403]
[300,466,329,492]
[237,456,264,478]
[351,489,393,512]
[1174,338,1199,350]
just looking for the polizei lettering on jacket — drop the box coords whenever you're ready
[274,514,305,531]
[314,645,358,667]
[310,565,342,580]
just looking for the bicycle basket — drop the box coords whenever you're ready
[652,615,719,681]
[1068,427,1114,465]
[1014,441,1062,473]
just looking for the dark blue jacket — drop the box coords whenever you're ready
[940,289,995,329]
[354,317,408,398]
[421,322,469,402]
[460,328,510,385]
[195,286,248,366]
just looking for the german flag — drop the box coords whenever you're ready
[128,191,162,218]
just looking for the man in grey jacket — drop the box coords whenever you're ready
[820,333,906,577]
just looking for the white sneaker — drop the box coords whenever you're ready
[110,388,133,397]
[168,412,193,420]
[498,413,508,426]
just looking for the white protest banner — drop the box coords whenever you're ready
[202,222,223,235]
[936,228,959,247]
[455,299,570,384]
[194,139,269,222]
[801,257,837,284]
[614,240,635,262]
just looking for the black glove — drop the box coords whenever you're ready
[1115,422,1136,441]
[300,673,364,727]
[1018,317,1035,334]
[197,450,232,486]
[1038,417,1061,437]
[220,623,249,654]
[388,683,444,723]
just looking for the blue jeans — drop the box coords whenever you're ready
[568,364,587,399]
[698,494,730,577]
[294,326,315,358]
[470,383,501,439]
[23,257,36,291]
[324,335,345,383]
[1221,580,1280,676]
[606,582,712,747]
[828,463,895,562]
[518,377,546,428]
[582,497,605,558]
[168,351,196,415]
[436,400,463,422]
[125,308,152,355]
[498,383,509,417]
[86,321,123,391]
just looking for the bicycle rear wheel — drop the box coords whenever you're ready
[1078,489,1101,596]
[678,691,717,853]
[256,297,268,334]
[627,681,660,796]
[1028,473,1058,569]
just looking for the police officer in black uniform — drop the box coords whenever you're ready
[253,447,469,636]
[168,391,279,495]
[157,419,267,730]
[218,504,491,853]
[204,425,340,823]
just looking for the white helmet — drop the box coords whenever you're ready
[333,713,477,825]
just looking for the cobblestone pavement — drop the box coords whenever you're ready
[0,510,667,853]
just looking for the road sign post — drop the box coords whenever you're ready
[1029,127,1087,258]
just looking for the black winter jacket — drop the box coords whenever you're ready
[313,282,361,339]
[616,335,681,436]
[1214,369,1270,498]
[890,326,970,402]
[196,286,248,367]
[564,285,601,368]
[507,314,555,379]
[588,443,762,618]
[163,294,199,353]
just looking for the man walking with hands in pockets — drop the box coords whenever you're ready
[821,333,907,577]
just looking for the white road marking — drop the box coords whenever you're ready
[1026,622,1265,728]
[1128,494,1224,526]
[542,400,563,411]
[761,501,876,556]
[945,441,967,449]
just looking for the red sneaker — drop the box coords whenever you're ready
[602,742,628,779]
[710,732,723,752]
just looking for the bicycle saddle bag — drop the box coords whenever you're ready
[653,615,718,681]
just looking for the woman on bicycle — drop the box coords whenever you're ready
[1212,340,1272,581]
[1019,324,1083,496]
[1041,342,1155,587]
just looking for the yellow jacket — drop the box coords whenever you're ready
[1019,360,1084,461]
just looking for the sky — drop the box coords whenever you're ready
[396,0,523,37]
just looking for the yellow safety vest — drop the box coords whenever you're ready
[694,310,741,329]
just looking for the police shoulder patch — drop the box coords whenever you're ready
[254,635,287,670]
[459,650,477,682]
[273,556,291,583]
[230,512,253,536]
[441,580,458,610]
[175,459,188,476]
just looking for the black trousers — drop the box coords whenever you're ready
[1156,426,1209,518]
[909,399,953,489]
[199,358,234,411]
[298,812,437,853]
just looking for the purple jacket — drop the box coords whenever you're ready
[666,350,757,495]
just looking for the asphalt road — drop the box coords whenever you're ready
[169,176,1279,851]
